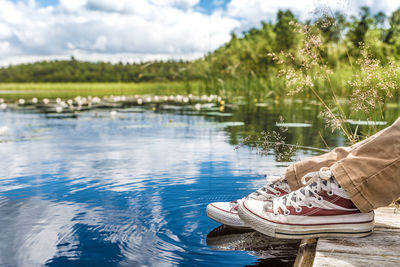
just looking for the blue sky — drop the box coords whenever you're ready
[197,0,230,13]
[1,0,400,66]
[35,0,58,6]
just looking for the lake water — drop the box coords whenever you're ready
[0,101,399,266]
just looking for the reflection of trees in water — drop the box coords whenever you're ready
[223,99,400,158]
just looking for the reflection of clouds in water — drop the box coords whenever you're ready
[64,132,238,192]
[0,111,302,265]
[0,196,101,267]
[116,192,184,267]
[0,111,297,195]
[0,193,181,266]
[1,111,268,193]
[0,138,63,180]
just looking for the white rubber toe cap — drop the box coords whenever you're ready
[206,202,248,228]
[208,202,235,213]
[241,199,266,217]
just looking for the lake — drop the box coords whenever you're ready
[0,99,399,266]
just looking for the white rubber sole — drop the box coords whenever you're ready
[206,204,249,228]
[238,203,374,239]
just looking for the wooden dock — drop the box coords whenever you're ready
[295,206,400,267]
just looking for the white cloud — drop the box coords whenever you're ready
[153,0,200,9]
[92,35,107,51]
[226,0,400,31]
[59,0,87,10]
[0,23,11,39]
[0,0,239,66]
[0,0,399,66]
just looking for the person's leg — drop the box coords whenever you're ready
[238,117,400,239]
[285,130,377,191]
[285,117,400,212]
[331,117,400,212]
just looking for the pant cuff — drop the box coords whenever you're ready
[285,163,303,191]
[331,162,375,213]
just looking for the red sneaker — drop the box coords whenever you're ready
[207,176,290,228]
[238,168,374,239]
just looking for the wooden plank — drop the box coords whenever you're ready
[313,252,400,267]
[311,207,400,267]
[374,206,400,229]
[293,238,317,267]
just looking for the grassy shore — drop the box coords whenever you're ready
[0,81,204,100]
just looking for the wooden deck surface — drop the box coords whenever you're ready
[311,206,400,267]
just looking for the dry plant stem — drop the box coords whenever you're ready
[253,141,329,153]
[309,86,354,143]
[352,125,359,142]
[318,131,331,151]
[316,51,350,135]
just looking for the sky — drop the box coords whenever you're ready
[0,0,400,66]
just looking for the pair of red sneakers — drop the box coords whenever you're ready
[206,168,374,239]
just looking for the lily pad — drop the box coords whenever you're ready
[161,105,183,110]
[276,122,312,128]
[347,120,387,126]
[206,112,233,117]
[194,122,245,128]
[221,122,245,127]
[117,108,145,113]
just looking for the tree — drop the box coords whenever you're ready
[385,9,400,44]
[347,6,373,47]
[316,11,347,43]
[274,10,298,50]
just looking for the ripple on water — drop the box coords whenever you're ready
[0,109,303,266]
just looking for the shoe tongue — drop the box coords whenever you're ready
[290,191,299,202]
[289,182,315,203]
[250,194,267,201]
[249,187,268,199]
[263,200,273,210]
[280,183,290,192]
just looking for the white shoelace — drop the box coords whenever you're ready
[232,176,288,206]
[270,167,336,216]
[247,176,288,200]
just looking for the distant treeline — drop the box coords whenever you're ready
[1,6,400,83]
[0,59,199,83]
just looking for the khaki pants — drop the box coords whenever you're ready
[285,117,400,213]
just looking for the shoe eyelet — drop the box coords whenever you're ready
[295,207,302,213]
[284,210,290,216]
[307,203,313,208]
[338,185,342,189]
[273,212,279,216]
[327,191,333,196]
[276,192,281,196]
[317,196,323,201]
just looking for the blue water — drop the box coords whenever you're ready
[0,109,312,266]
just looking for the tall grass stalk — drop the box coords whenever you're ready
[269,20,400,144]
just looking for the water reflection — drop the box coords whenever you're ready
[0,196,101,266]
[0,103,399,266]
[1,109,292,266]
[207,225,299,266]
